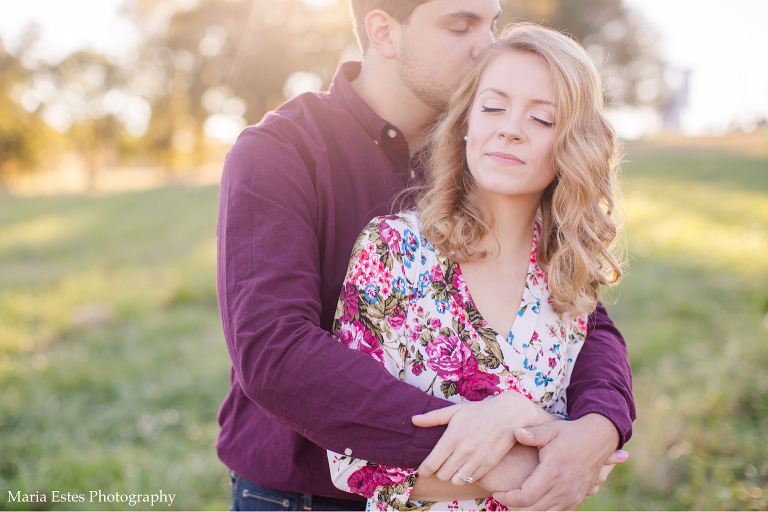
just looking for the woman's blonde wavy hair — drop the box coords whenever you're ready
[417,23,624,317]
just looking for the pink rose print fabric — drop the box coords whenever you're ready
[327,212,587,512]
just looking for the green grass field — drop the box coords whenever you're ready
[1,141,767,510]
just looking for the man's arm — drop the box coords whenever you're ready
[567,302,635,446]
[493,416,627,510]
[218,126,451,468]
[491,305,634,509]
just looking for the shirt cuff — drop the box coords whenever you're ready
[399,395,451,467]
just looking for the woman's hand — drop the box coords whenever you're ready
[412,390,557,486]
[475,443,539,493]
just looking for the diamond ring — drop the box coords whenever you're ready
[455,471,473,484]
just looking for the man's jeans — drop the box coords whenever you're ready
[229,471,366,511]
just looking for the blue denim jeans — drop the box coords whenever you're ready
[229,471,366,511]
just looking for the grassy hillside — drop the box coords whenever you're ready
[584,144,768,510]
[0,186,230,510]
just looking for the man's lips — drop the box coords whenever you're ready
[487,152,524,166]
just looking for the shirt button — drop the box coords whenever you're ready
[387,129,397,139]
[344,448,352,456]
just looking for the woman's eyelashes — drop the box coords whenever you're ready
[533,117,554,127]
[481,106,554,127]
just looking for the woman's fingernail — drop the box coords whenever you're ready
[616,450,629,462]
[518,428,531,437]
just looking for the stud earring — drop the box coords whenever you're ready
[463,135,468,142]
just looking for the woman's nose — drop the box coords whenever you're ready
[498,117,524,141]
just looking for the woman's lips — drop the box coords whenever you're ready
[487,152,524,166]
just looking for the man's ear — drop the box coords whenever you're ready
[365,9,400,60]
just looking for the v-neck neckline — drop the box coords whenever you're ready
[449,222,545,347]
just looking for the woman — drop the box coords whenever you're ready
[327,23,624,511]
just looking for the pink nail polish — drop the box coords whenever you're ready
[616,450,628,462]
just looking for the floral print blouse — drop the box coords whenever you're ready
[327,211,587,512]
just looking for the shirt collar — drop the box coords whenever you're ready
[329,62,398,144]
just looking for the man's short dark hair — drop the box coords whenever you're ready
[350,0,431,53]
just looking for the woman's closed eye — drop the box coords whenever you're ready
[532,116,554,127]
[481,106,505,113]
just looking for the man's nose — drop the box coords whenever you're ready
[471,29,495,59]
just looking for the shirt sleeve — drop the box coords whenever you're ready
[217,125,451,469]
[327,216,420,508]
[565,302,636,447]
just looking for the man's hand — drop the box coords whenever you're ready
[492,414,628,510]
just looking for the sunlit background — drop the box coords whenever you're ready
[1,0,767,191]
[1,0,767,510]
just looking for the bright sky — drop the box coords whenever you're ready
[0,0,140,63]
[1,0,767,136]
[623,0,768,136]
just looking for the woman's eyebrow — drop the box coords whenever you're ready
[478,88,555,106]
[479,87,509,98]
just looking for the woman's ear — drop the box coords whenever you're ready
[365,9,400,60]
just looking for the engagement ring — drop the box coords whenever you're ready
[455,471,473,484]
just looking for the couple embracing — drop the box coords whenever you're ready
[216,1,635,510]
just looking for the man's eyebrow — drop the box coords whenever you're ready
[438,10,482,22]
[479,88,555,106]
[438,9,502,23]
[438,9,501,23]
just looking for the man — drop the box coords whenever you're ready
[216,1,635,510]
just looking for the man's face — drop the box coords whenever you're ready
[396,0,501,112]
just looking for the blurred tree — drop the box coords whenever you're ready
[501,0,669,109]
[1,31,153,188]
[121,0,665,168]
[1,0,668,183]
[44,51,128,189]
[126,0,357,166]
[0,28,60,183]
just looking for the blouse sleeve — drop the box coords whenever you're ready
[327,215,421,510]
